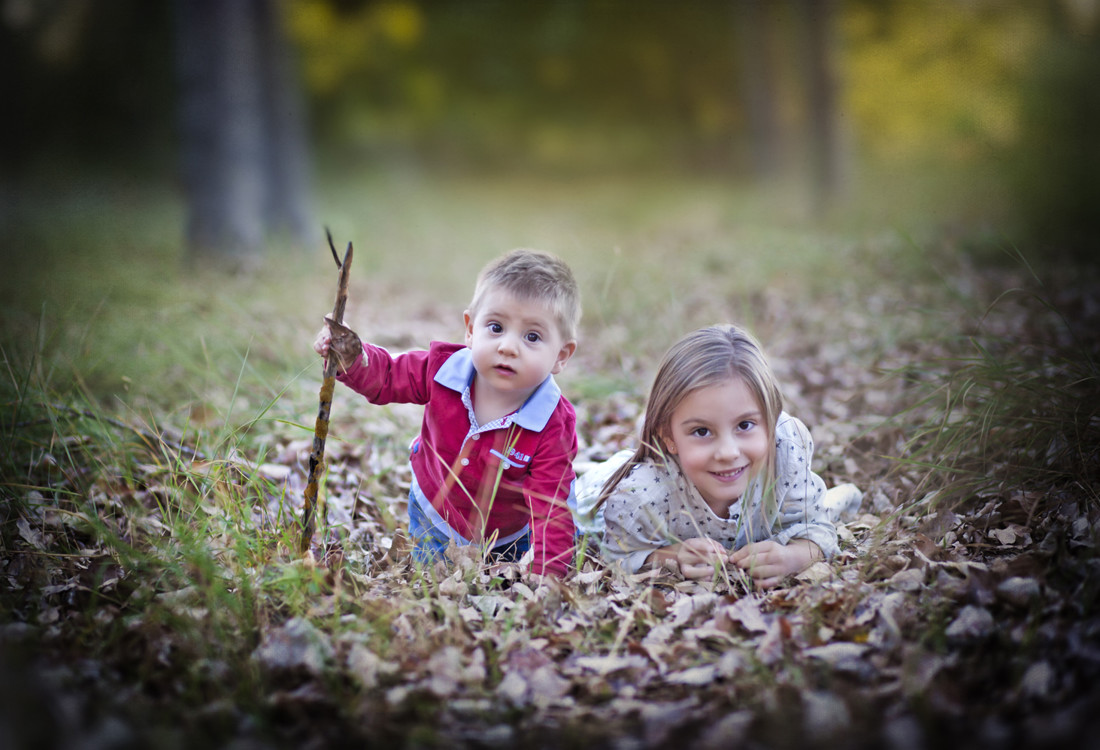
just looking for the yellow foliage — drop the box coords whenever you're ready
[377,2,422,47]
[284,0,423,96]
[842,1,1046,162]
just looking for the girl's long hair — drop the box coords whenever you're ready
[595,324,784,517]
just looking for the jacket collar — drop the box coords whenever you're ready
[434,346,561,432]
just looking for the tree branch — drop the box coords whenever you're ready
[300,230,353,553]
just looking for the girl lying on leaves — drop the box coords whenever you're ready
[573,324,860,587]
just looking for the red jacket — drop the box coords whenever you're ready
[337,341,577,576]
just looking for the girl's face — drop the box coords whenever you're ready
[662,376,771,517]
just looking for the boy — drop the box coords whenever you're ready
[314,249,581,577]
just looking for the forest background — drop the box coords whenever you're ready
[2,1,1099,748]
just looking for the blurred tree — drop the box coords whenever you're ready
[1011,2,1100,262]
[0,0,175,174]
[735,0,782,180]
[794,0,843,214]
[175,0,313,265]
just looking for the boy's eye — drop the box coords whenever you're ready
[488,322,503,334]
[524,332,541,343]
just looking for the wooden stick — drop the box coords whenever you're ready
[300,230,353,554]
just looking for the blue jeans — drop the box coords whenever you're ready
[408,489,529,565]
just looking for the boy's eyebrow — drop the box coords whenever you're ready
[483,306,556,331]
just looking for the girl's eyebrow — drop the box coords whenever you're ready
[678,410,763,427]
[675,416,713,428]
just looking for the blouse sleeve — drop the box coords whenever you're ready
[769,414,839,558]
[600,463,677,573]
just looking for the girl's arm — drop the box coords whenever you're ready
[602,463,685,573]
[767,415,839,559]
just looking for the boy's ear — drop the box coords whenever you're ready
[551,339,578,375]
[463,310,474,346]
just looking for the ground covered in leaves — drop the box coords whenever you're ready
[3,251,1099,749]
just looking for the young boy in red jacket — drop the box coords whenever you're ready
[314,249,580,577]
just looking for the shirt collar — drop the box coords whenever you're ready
[434,346,562,432]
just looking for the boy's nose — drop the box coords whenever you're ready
[497,335,519,355]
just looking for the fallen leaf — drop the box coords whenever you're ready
[665,664,718,685]
[945,605,994,641]
[804,642,870,666]
[996,577,1041,608]
[1019,660,1056,700]
[575,654,649,676]
[756,616,791,664]
[802,689,851,736]
[252,617,334,678]
[721,596,769,633]
[16,518,46,550]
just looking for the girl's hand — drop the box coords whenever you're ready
[313,315,362,373]
[651,537,729,580]
[728,539,823,589]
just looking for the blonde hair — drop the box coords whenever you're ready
[597,324,783,513]
[468,249,581,342]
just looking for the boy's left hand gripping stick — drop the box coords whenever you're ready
[300,230,353,554]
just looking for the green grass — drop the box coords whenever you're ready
[893,285,1100,517]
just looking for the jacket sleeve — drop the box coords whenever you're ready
[524,406,578,577]
[336,342,434,406]
[769,415,839,558]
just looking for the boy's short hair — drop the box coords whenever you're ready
[468,249,581,341]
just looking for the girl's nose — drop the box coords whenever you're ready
[714,434,741,460]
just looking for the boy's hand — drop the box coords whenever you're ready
[313,315,362,373]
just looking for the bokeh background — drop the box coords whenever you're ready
[4,0,1098,265]
[2,0,1099,420]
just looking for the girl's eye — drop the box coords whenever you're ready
[738,420,756,431]
[524,332,541,343]
[691,427,711,438]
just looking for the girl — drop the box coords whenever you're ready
[576,324,857,588]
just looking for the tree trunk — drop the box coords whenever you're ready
[174,0,313,265]
[255,0,313,244]
[734,0,783,180]
[793,0,844,215]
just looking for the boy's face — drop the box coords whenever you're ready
[464,288,576,405]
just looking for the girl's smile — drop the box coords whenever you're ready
[709,465,748,481]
